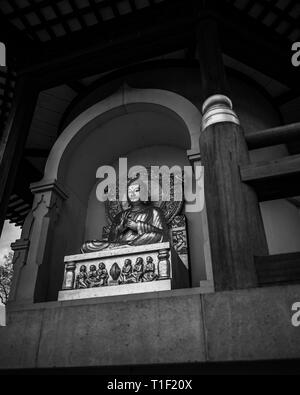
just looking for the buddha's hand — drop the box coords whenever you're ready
[116,216,127,232]
[127,219,138,232]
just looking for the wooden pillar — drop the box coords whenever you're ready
[195,17,229,100]
[196,19,269,291]
[0,76,39,236]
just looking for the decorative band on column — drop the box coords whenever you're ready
[201,95,240,131]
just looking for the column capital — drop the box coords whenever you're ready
[11,239,30,252]
[201,94,240,131]
[187,151,201,165]
[30,179,68,200]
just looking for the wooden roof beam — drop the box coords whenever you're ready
[241,154,300,201]
[17,0,195,88]
[275,90,300,106]
[13,0,299,96]
[212,1,300,95]
[0,13,38,62]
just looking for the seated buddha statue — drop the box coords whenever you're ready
[81,179,169,254]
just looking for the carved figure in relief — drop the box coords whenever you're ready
[119,258,135,284]
[87,264,100,287]
[75,265,88,289]
[96,262,109,286]
[133,257,144,283]
[143,256,158,282]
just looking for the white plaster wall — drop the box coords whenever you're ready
[260,200,300,254]
[58,108,191,203]
[229,75,289,163]
[229,75,300,254]
[230,78,279,134]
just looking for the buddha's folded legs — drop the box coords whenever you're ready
[80,240,130,254]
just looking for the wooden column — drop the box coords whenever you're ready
[195,17,229,100]
[0,76,39,236]
[196,19,269,291]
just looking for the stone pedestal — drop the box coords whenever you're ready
[58,242,189,301]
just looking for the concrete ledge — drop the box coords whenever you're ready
[1,284,300,369]
[58,279,172,300]
[6,286,206,312]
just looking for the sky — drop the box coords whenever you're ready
[0,221,21,306]
[0,305,5,325]
[0,220,21,261]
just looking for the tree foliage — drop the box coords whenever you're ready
[0,251,14,305]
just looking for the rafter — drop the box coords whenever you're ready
[275,90,300,106]
[243,0,257,15]
[17,0,194,87]
[87,0,104,24]
[0,12,38,61]
[8,0,41,41]
[27,0,56,41]
[3,0,135,33]
[68,0,88,30]
[51,1,72,35]
[128,0,137,12]
[68,81,85,93]
[213,0,300,95]
[13,0,299,97]
[268,0,296,31]
[109,0,121,18]
[255,0,299,34]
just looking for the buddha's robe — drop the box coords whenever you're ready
[81,205,169,254]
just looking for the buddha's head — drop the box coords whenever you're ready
[127,178,148,205]
[127,182,141,203]
[90,265,97,272]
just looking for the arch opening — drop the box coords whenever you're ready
[31,87,207,301]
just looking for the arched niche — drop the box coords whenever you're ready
[56,106,191,204]
[45,85,201,185]
[15,86,211,303]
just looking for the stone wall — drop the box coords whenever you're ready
[1,284,300,369]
